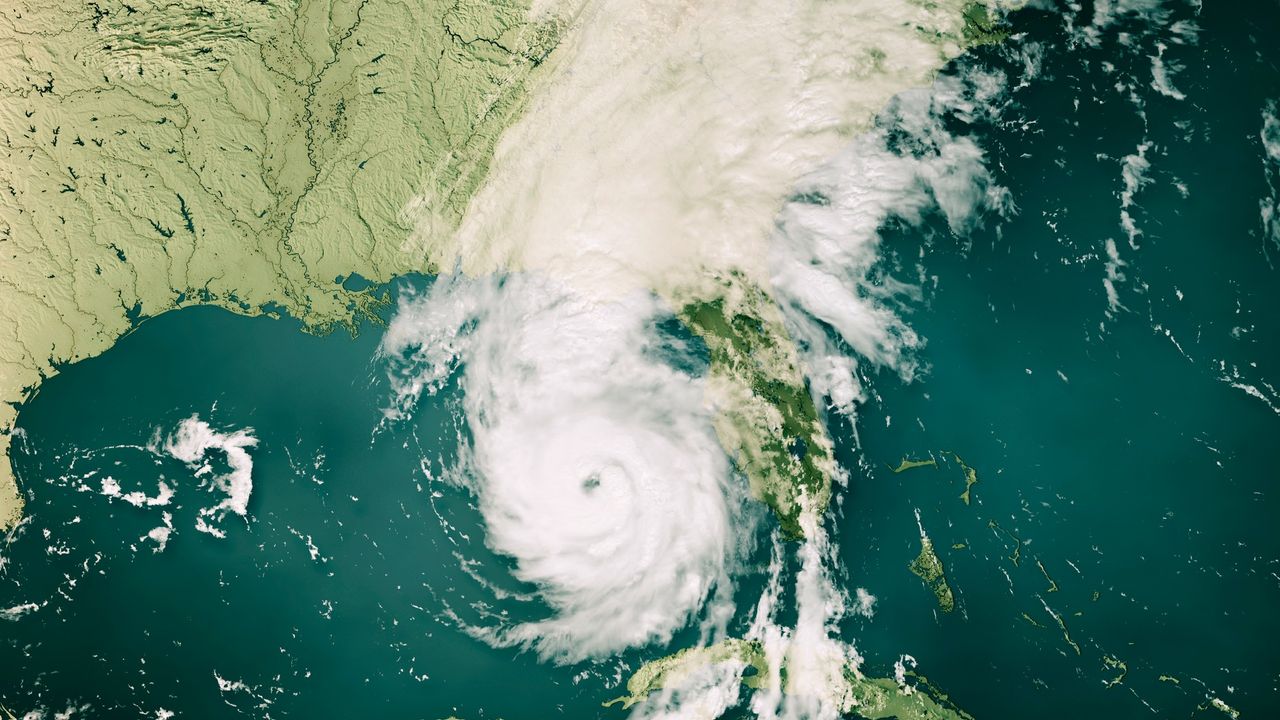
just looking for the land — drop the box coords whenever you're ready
[909,518,956,613]
[892,457,939,473]
[844,671,976,720]
[0,0,562,528]
[2,1,1025,716]
[952,453,979,504]
[602,639,769,710]
[0,0,1021,532]
[680,276,835,538]
[606,637,978,720]
[960,1,1011,46]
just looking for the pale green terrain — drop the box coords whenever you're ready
[910,530,956,614]
[0,0,1013,539]
[0,0,560,527]
[604,638,976,720]
[0,0,1014,715]
[679,274,835,538]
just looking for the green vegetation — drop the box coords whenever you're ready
[887,451,978,505]
[607,640,975,720]
[0,0,562,527]
[909,519,956,613]
[891,457,938,473]
[1039,600,1080,656]
[910,537,955,613]
[952,453,978,505]
[603,639,767,710]
[987,519,1023,566]
[844,672,975,720]
[909,0,1017,52]
[1036,559,1059,593]
[1101,655,1127,689]
[1208,697,1241,719]
[960,2,1011,47]
[679,276,833,538]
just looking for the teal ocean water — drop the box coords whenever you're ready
[840,2,1280,717]
[3,1,1279,717]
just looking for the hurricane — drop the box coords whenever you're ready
[375,55,1008,717]
[380,274,752,662]
[2,1,1277,718]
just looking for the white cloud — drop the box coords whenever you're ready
[381,274,749,663]
[158,416,258,538]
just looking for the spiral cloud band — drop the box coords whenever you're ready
[380,274,749,662]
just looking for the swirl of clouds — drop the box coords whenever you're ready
[380,274,752,662]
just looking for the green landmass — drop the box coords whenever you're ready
[1036,559,1059,593]
[603,639,767,710]
[891,457,938,473]
[909,0,1020,53]
[844,671,975,720]
[885,450,978,504]
[0,4,1020,717]
[960,2,1011,47]
[1038,600,1080,656]
[1207,697,1241,719]
[0,0,562,528]
[952,453,978,504]
[607,639,974,720]
[0,0,1024,534]
[1101,655,1127,689]
[678,274,834,538]
[987,519,1023,566]
[909,516,955,613]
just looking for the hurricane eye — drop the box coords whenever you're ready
[582,474,602,493]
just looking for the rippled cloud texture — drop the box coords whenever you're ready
[769,74,1011,418]
[380,275,750,662]
[377,34,1015,716]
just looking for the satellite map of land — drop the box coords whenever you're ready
[2,1,1278,718]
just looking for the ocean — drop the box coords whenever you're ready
[3,1,1279,717]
